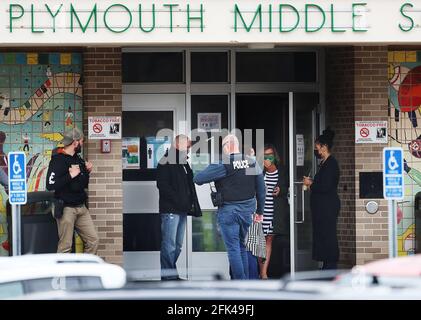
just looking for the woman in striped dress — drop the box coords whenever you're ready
[259,144,281,279]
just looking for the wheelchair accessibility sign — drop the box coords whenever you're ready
[8,152,27,205]
[383,147,404,200]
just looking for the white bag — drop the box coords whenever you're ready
[245,215,266,260]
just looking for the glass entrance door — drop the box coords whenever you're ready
[289,92,320,276]
[122,94,187,280]
[188,94,231,280]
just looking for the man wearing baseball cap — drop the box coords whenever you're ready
[46,127,98,254]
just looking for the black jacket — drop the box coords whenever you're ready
[156,149,202,217]
[310,155,340,262]
[46,150,89,206]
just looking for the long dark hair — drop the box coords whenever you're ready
[264,144,281,168]
[315,127,335,151]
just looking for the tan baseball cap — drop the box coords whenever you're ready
[61,127,84,146]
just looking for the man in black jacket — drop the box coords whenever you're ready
[156,134,201,280]
[46,127,98,254]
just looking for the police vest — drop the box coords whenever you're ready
[215,154,257,202]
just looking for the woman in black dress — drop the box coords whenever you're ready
[303,128,340,270]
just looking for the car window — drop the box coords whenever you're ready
[24,276,103,293]
[0,276,105,299]
[23,278,57,293]
[65,276,103,290]
[0,282,24,299]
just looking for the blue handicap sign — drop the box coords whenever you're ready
[383,148,404,200]
[8,152,27,205]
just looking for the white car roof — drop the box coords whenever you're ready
[0,254,126,289]
[0,254,104,269]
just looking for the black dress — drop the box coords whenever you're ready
[310,155,340,263]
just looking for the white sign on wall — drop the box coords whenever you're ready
[296,134,305,166]
[355,121,388,144]
[88,116,121,140]
[198,113,221,131]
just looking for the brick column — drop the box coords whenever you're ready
[83,47,123,265]
[326,47,357,268]
[354,46,389,264]
[327,46,389,266]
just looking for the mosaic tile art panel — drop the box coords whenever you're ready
[388,51,421,256]
[0,52,83,255]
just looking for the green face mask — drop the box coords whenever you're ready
[264,155,275,163]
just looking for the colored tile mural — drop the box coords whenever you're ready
[0,52,83,255]
[388,50,421,256]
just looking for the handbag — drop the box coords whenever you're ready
[245,214,266,260]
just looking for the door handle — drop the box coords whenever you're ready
[294,182,305,224]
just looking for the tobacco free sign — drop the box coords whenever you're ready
[88,116,121,140]
[355,121,388,144]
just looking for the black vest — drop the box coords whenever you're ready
[215,154,257,202]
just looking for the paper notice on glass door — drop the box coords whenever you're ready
[122,137,140,169]
[296,134,305,167]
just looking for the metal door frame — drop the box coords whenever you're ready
[288,92,324,278]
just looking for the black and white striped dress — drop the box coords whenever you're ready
[263,170,278,235]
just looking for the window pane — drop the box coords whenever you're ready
[236,52,317,82]
[122,111,173,181]
[294,52,317,82]
[192,211,225,252]
[191,95,229,131]
[190,95,229,165]
[191,52,229,82]
[122,52,184,83]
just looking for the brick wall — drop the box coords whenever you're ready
[83,48,123,265]
[354,46,389,264]
[326,46,389,267]
[326,47,356,268]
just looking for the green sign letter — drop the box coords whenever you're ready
[104,4,132,33]
[352,3,368,32]
[163,4,179,32]
[279,4,300,32]
[9,4,24,33]
[330,4,346,32]
[70,3,98,33]
[46,4,63,33]
[187,4,204,32]
[31,4,44,33]
[305,4,326,32]
[399,3,414,32]
[234,4,262,32]
[139,4,156,33]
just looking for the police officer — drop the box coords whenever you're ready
[194,134,265,280]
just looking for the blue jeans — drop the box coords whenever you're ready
[160,213,187,280]
[217,199,254,280]
[247,251,259,279]
[229,251,259,279]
